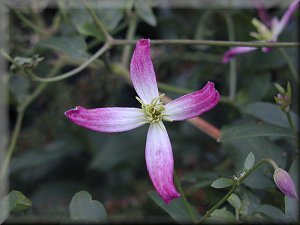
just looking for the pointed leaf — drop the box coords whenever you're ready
[134,0,157,26]
[220,122,295,142]
[255,204,287,223]
[227,194,241,211]
[205,207,236,223]
[211,178,234,189]
[69,191,107,222]
[239,190,261,217]
[37,36,89,61]
[148,191,200,223]
[225,137,285,189]
[0,190,32,223]
[274,83,286,95]
[243,102,299,131]
[68,5,124,34]
[77,23,104,40]
[244,152,255,170]
[0,190,32,212]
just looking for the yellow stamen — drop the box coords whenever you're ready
[136,94,172,124]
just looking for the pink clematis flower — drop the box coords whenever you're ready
[223,0,299,63]
[65,39,220,204]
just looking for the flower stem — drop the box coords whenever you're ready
[198,183,238,224]
[285,111,298,139]
[26,43,110,82]
[83,0,112,41]
[111,39,299,47]
[9,6,49,36]
[6,41,298,84]
[188,117,222,141]
[0,60,64,183]
[174,171,197,223]
[0,108,24,183]
[197,158,278,223]
[278,47,299,83]
[121,13,138,67]
[224,13,237,100]
[157,82,194,95]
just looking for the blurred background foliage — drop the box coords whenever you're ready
[1,0,299,223]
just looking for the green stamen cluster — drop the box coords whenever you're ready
[136,94,172,124]
[250,18,273,41]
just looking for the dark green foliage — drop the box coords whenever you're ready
[2,1,298,223]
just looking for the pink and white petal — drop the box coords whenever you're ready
[222,47,258,63]
[262,47,272,53]
[145,122,180,204]
[271,17,280,40]
[272,0,299,40]
[164,82,220,121]
[65,106,145,133]
[130,39,159,104]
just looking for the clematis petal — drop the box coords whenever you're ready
[262,47,272,53]
[145,122,180,203]
[164,82,220,121]
[130,39,159,104]
[222,47,258,63]
[270,17,280,41]
[272,0,299,40]
[65,106,145,132]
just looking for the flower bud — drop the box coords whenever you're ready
[274,82,291,112]
[273,168,298,199]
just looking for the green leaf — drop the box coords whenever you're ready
[69,191,107,223]
[6,191,32,212]
[9,75,30,104]
[205,207,236,223]
[224,137,285,189]
[285,157,299,222]
[1,190,32,212]
[10,55,44,72]
[235,73,271,105]
[77,23,104,40]
[254,204,287,223]
[31,181,83,215]
[89,127,147,172]
[0,190,32,222]
[194,11,216,49]
[182,170,218,183]
[182,171,219,191]
[227,194,241,211]
[211,178,234,189]
[244,152,255,170]
[134,0,157,26]
[68,8,102,39]
[245,48,287,70]
[10,139,81,182]
[274,83,286,95]
[94,8,124,31]
[239,190,261,218]
[37,36,89,61]
[148,191,200,223]
[220,122,294,142]
[243,102,299,132]
[68,6,124,37]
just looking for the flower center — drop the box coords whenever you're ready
[136,94,172,124]
[250,18,273,41]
